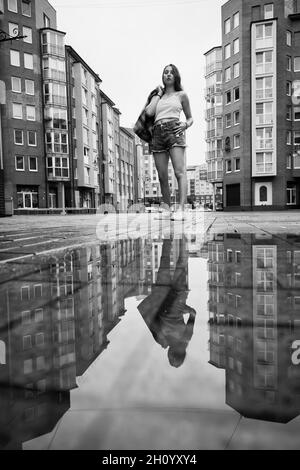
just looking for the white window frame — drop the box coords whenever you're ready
[15,155,25,171]
[10,50,20,67]
[264,3,274,19]
[23,26,32,43]
[287,55,292,71]
[287,185,296,205]
[8,0,18,12]
[226,160,232,173]
[13,103,22,119]
[24,53,33,70]
[14,129,24,145]
[225,43,231,60]
[233,134,240,149]
[234,158,241,172]
[224,18,231,34]
[255,152,273,173]
[234,110,240,125]
[287,30,292,46]
[27,131,37,147]
[21,0,32,17]
[233,12,239,29]
[225,67,231,82]
[294,107,300,121]
[233,62,240,78]
[234,87,240,102]
[225,113,231,128]
[26,105,36,121]
[11,76,21,93]
[25,79,34,95]
[294,57,300,72]
[233,38,239,55]
[287,130,292,145]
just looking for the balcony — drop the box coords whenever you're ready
[204,84,222,98]
[205,106,223,120]
[205,61,223,77]
[42,44,65,57]
[43,69,66,82]
[205,128,223,140]
[208,171,223,183]
[206,150,223,161]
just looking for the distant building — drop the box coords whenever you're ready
[187,164,213,206]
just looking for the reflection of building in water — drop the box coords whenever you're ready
[0,254,75,449]
[208,233,300,423]
[0,237,145,449]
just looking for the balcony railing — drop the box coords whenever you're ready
[256,114,274,125]
[205,128,223,140]
[256,139,273,150]
[204,84,222,98]
[256,89,273,100]
[205,106,223,120]
[205,150,223,161]
[45,95,67,106]
[43,68,66,82]
[205,61,223,76]
[256,63,273,75]
[42,44,65,57]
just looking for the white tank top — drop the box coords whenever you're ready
[155,92,183,123]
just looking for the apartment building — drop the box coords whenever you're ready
[187,164,214,206]
[119,127,135,210]
[205,0,300,210]
[65,46,102,209]
[0,0,58,214]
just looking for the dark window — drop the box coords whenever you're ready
[260,186,268,202]
[252,5,261,21]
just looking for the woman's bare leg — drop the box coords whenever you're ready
[169,147,187,211]
[153,151,171,208]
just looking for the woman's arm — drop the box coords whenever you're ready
[181,92,193,129]
[145,94,161,117]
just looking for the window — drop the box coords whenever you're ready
[28,131,36,146]
[233,12,239,29]
[256,152,273,173]
[14,129,23,145]
[24,53,33,70]
[256,23,273,39]
[294,153,300,168]
[234,110,240,125]
[23,335,32,351]
[13,103,22,119]
[225,18,231,34]
[287,105,292,120]
[17,186,38,209]
[256,51,272,74]
[287,184,296,205]
[26,105,35,121]
[294,107,300,121]
[15,156,25,171]
[287,154,292,169]
[287,31,292,46]
[225,44,231,60]
[10,50,20,67]
[225,67,231,82]
[8,0,18,12]
[11,77,21,93]
[23,26,32,43]
[233,62,240,78]
[264,3,274,19]
[226,90,231,104]
[294,131,300,145]
[257,128,273,149]
[24,359,33,375]
[256,102,273,124]
[233,38,239,55]
[256,77,273,100]
[35,333,44,347]
[21,0,32,16]
[234,87,240,101]
[234,158,240,171]
[287,56,292,71]
[44,14,50,27]
[47,156,69,178]
[28,157,38,172]
[25,79,34,95]
[287,81,292,96]
[226,160,232,172]
[287,130,292,145]
[225,113,232,128]
[295,57,300,72]
[233,134,240,148]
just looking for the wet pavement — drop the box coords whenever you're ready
[0,212,300,450]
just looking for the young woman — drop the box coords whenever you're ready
[145,64,193,221]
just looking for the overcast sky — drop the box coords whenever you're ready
[51,0,224,166]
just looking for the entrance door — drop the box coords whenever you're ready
[226,184,240,207]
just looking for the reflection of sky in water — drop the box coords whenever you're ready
[0,233,300,449]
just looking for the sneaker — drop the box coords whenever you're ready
[170,210,185,221]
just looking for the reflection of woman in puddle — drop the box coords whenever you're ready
[138,237,196,367]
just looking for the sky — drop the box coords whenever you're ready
[51,0,224,166]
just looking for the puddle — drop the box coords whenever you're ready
[0,232,300,449]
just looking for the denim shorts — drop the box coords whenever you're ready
[152,119,186,153]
